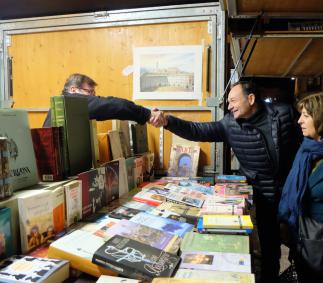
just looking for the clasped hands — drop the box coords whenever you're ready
[149,108,168,127]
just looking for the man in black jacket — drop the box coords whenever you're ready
[152,81,300,283]
[43,73,160,127]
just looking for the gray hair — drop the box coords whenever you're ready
[63,73,97,92]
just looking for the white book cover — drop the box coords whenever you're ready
[64,180,82,226]
[0,109,38,191]
[118,157,129,197]
[97,275,139,283]
[180,251,251,273]
[18,190,53,253]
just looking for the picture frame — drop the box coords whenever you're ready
[133,45,203,100]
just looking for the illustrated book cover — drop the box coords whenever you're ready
[64,180,82,226]
[0,255,69,283]
[92,235,181,279]
[0,207,13,260]
[180,251,251,273]
[0,109,38,191]
[180,232,250,254]
[130,212,193,238]
[168,144,200,177]
[104,160,120,203]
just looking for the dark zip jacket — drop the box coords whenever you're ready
[165,102,300,201]
[43,92,151,127]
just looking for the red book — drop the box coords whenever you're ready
[31,127,64,182]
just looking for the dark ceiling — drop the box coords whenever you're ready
[0,0,216,20]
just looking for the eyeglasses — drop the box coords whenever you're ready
[79,87,96,96]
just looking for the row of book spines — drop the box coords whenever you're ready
[50,96,70,175]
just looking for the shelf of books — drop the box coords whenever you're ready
[0,110,255,282]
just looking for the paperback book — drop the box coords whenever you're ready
[0,255,69,283]
[92,235,181,279]
[0,207,13,260]
[180,251,251,273]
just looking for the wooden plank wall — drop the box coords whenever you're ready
[8,21,213,170]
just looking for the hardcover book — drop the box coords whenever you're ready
[51,95,92,176]
[30,127,64,182]
[78,167,106,219]
[130,123,148,154]
[0,109,38,191]
[180,232,250,254]
[0,255,69,283]
[64,180,82,226]
[168,144,200,177]
[0,207,13,260]
[104,160,120,203]
[175,269,255,283]
[130,212,193,238]
[102,219,180,254]
[92,235,181,279]
[180,251,251,273]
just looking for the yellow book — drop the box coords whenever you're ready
[203,215,253,230]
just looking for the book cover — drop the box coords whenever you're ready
[215,183,253,196]
[48,229,116,277]
[180,251,251,273]
[97,133,111,164]
[30,127,64,182]
[64,180,82,226]
[180,232,250,254]
[117,120,132,158]
[130,212,193,238]
[108,206,142,220]
[92,235,180,279]
[175,269,255,283]
[197,218,252,235]
[122,200,155,212]
[89,120,100,168]
[168,145,200,177]
[166,192,204,208]
[0,255,69,283]
[132,190,166,207]
[156,202,201,219]
[125,157,135,191]
[18,190,54,253]
[118,158,129,197]
[133,156,144,187]
[102,219,180,254]
[215,175,247,183]
[200,196,245,215]
[130,123,148,154]
[202,215,253,230]
[104,160,120,203]
[148,208,197,225]
[108,130,124,160]
[0,137,12,199]
[96,275,139,283]
[0,207,13,260]
[78,168,106,219]
[0,109,38,191]
[47,186,65,234]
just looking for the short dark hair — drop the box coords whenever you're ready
[63,73,97,92]
[232,80,261,103]
[297,92,323,137]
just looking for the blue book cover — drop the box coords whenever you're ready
[0,207,13,259]
[130,212,193,238]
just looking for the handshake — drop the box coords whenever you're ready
[149,108,168,128]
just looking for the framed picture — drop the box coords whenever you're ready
[133,45,203,100]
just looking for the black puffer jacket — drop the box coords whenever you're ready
[43,92,151,127]
[166,103,300,201]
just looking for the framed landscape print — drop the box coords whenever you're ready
[133,45,203,100]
